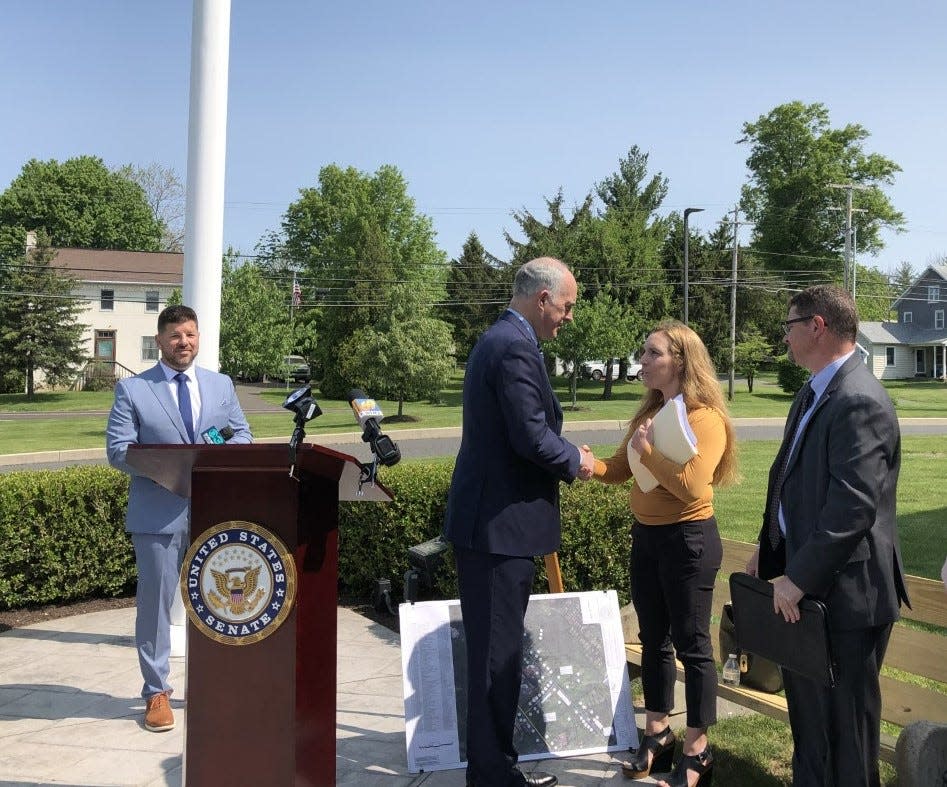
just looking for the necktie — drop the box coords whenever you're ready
[174,372,195,443]
[767,381,815,548]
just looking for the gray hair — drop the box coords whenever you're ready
[512,257,567,298]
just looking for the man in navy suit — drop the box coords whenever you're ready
[747,285,909,787]
[106,305,252,732]
[443,258,595,787]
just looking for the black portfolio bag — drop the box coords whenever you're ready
[719,601,783,693]
[728,572,836,688]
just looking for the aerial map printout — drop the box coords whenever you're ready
[400,590,637,773]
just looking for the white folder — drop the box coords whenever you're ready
[627,395,697,493]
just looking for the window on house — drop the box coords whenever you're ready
[142,336,158,361]
[902,311,912,323]
[885,347,895,366]
[928,285,940,303]
[145,290,159,312]
[936,310,945,330]
[100,289,114,311]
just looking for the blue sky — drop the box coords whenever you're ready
[2,1,945,273]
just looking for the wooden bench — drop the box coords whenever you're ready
[623,537,947,765]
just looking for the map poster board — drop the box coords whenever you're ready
[399,590,637,774]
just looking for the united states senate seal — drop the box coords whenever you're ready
[180,520,297,646]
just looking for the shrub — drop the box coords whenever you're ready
[0,466,134,609]
[776,356,809,394]
[1,462,637,610]
[338,462,634,604]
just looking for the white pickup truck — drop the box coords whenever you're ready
[580,357,642,381]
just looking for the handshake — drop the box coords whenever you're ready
[577,444,596,481]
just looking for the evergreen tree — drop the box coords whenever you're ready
[440,232,510,360]
[0,245,87,397]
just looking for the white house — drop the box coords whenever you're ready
[857,264,947,381]
[49,247,183,379]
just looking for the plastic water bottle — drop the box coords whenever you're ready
[722,653,740,686]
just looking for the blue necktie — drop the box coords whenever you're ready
[174,372,195,443]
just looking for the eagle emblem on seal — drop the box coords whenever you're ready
[209,565,265,616]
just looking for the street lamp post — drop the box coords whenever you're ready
[683,207,704,326]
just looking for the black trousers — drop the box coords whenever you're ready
[783,623,892,787]
[630,518,722,729]
[455,546,536,786]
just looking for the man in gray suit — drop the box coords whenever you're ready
[106,305,252,732]
[747,285,910,787]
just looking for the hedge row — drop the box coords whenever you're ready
[0,463,635,611]
[0,466,135,609]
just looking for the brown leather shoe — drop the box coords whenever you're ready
[144,691,174,732]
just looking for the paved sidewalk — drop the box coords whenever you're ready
[0,606,685,786]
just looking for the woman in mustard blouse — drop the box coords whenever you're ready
[592,320,737,787]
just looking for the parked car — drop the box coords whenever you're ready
[580,357,642,381]
[283,354,311,382]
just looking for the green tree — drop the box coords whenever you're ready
[440,232,510,360]
[594,147,673,367]
[734,329,773,393]
[0,245,87,397]
[506,190,600,271]
[739,102,904,283]
[548,289,637,406]
[219,254,292,381]
[0,156,162,261]
[264,164,448,399]
[854,264,896,322]
[338,285,455,417]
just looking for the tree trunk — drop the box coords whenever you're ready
[601,360,614,401]
[26,356,35,400]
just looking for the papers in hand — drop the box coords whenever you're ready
[626,395,697,492]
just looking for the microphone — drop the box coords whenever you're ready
[200,425,236,444]
[348,389,401,467]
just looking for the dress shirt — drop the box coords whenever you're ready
[158,360,202,435]
[778,349,856,533]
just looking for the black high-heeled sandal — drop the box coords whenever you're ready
[662,746,713,787]
[622,725,676,779]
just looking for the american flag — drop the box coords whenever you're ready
[292,278,302,308]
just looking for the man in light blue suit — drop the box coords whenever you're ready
[106,305,252,732]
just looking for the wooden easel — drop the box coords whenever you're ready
[544,552,564,593]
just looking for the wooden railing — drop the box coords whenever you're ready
[73,360,137,391]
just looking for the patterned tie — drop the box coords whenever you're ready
[174,372,195,443]
[767,381,815,548]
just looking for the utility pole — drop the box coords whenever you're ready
[829,183,870,297]
[728,205,744,402]
[683,207,704,326]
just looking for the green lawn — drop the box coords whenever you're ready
[587,435,946,580]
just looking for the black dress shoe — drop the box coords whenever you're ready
[522,772,558,787]
[467,770,558,787]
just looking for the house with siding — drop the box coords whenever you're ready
[49,247,183,379]
[857,264,947,380]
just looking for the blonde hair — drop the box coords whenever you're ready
[631,320,738,487]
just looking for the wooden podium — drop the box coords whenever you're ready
[127,442,391,786]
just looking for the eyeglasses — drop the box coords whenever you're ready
[781,315,814,335]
